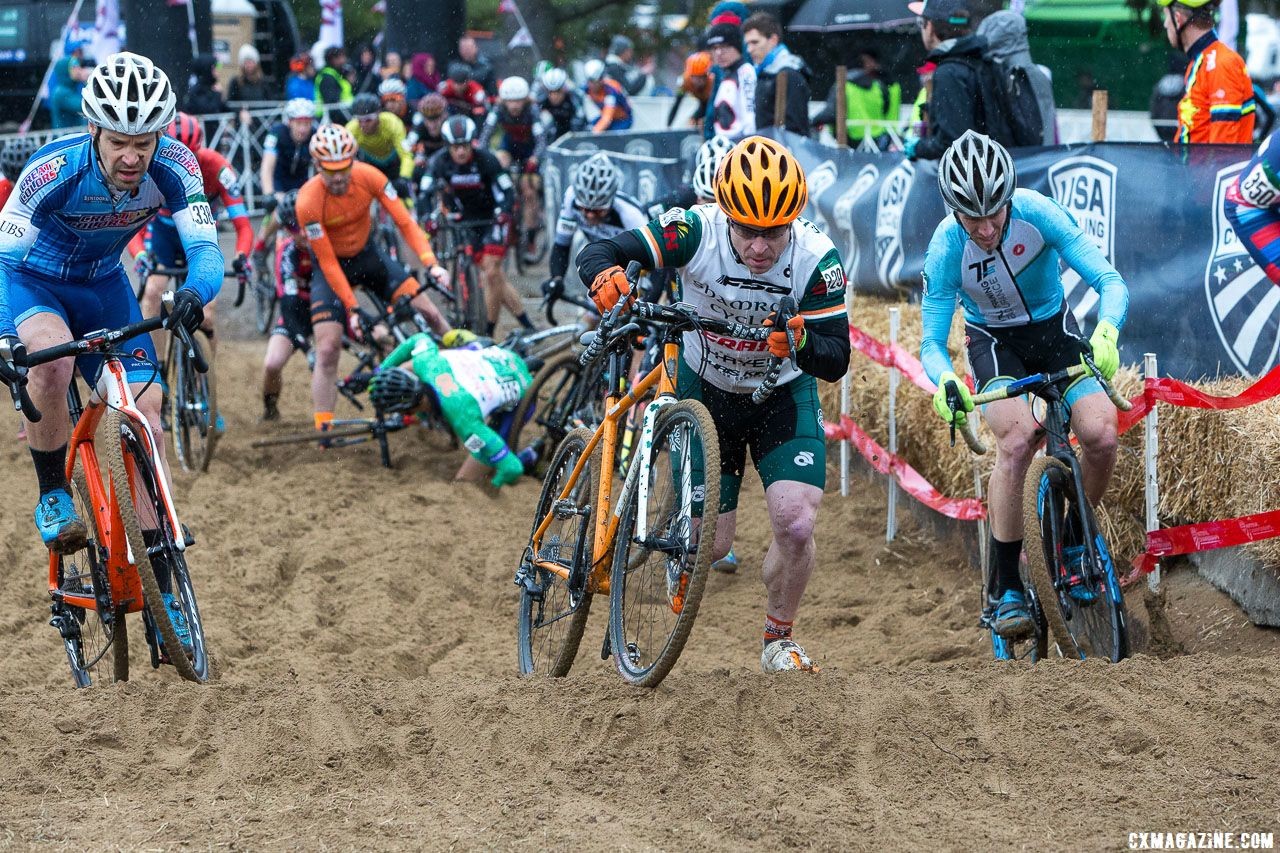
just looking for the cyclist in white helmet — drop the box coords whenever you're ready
[0,52,222,564]
[254,97,316,274]
[535,67,588,145]
[920,130,1129,640]
[546,152,647,300]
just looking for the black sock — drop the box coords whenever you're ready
[516,312,534,330]
[31,445,69,495]
[992,537,1024,597]
[484,321,497,336]
[142,529,172,594]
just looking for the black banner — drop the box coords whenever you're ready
[547,131,1272,380]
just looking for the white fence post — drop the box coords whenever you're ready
[1144,352,1160,591]
[887,307,900,542]
[840,289,853,497]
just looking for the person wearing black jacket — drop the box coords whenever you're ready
[458,36,497,98]
[743,13,811,137]
[905,0,994,160]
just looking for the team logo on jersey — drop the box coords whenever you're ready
[623,139,654,158]
[62,209,154,230]
[1205,161,1280,376]
[874,159,913,287]
[1048,155,1117,326]
[830,163,879,284]
[714,274,789,295]
[18,155,68,203]
[158,144,201,178]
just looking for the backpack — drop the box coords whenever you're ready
[952,53,1044,148]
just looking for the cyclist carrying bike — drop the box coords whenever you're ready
[0,52,220,569]
[347,93,415,199]
[130,111,253,372]
[260,190,314,422]
[296,123,452,434]
[0,137,41,210]
[577,136,851,673]
[482,76,543,252]
[548,153,648,302]
[920,131,1129,639]
[253,97,316,273]
[423,115,534,335]
[369,331,532,487]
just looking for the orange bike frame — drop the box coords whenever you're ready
[530,340,682,593]
[47,358,184,616]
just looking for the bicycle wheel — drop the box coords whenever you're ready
[105,410,210,683]
[167,331,219,473]
[464,259,487,332]
[1023,455,1130,662]
[608,400,719,687]
[507,353,585,477]
[253,270,277,336]
[53,461,129,687]
[516,427,598,676]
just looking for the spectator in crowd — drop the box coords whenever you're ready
[184,54,229,116]
[406,53,440,102]
[458,35,496,97]
[905,0,989,160]
[228,44,274,103]
[905,61,935,140]
[583,58,635,131]
[48,35,90,129]
[706,22,756,141]
[354,44,379,94]
[709,0,749,26]
[381,51,404,86]
[286,52,315,100]
[604,35,649,96]
[978,10,1056,145]
[667,50,714,128]
[813,48,900,149]
[743,12,811,137]
[1159,0,1254,143]
[315,45,354,123]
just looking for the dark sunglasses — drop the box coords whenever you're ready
[729,219,790,241]
[576,205,609,217]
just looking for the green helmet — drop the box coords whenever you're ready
[1155,0,1218,9]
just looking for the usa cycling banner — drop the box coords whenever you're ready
[541,142,687,216]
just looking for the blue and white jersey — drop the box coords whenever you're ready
[919,188,1129,382]
[0,133,223,337]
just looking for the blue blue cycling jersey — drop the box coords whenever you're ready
[0,133,223,338]
[919,188,1129,383]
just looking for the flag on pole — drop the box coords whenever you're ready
[319,0,344,49]
[508,27,533,49]
[93,0,121,58]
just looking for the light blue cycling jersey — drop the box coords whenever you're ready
[919,188,1129,383]
[0,133,222,338]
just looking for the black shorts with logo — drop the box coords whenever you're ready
[965,305,1101,406]
[310,241,412,325]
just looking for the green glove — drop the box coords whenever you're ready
[1086,321,1120,381]
[931,370,974,425]
[491,450,524,488]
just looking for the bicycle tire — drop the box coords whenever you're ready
[253,271,277,336]
[507,353,584,477]
[517,427,598,676]
[1023,455,1129,662]
[447,254,470,330]
[105,410,210,683]
[608,400,719,687]
[464,259,486,332]
[56,463,128,687]
[167,331,219,473]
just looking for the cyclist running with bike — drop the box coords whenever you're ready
[130,111,253,377]
[368,331,532,487]
[481,76,543,255]
[296,123,453,434]
[921,131,1130,639]
[0,52,219,628]
[423,115,535,335]
[252,97,315,274]
[259,190,315,422]
[577,136,850,673]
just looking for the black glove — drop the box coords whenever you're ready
[393,177,414,201]
[347,306,377,342]
[261,196,278,215]
[541,277,564,299]
[0,335,28,386]
[166,288,205,335]
[232,252,252,278]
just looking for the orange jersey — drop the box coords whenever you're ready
[1177,32,1255,144]
[295,161,436,309]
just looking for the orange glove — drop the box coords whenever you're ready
[765,313,805,358]
[589,265,632,314]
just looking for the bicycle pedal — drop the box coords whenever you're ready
[552,499,588,519]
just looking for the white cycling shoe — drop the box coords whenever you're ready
[761,639,820,674]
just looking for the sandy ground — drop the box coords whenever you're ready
[0,258,1277,850]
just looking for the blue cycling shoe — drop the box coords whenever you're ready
[711,548,738,574]
[1061,545,1097,603]
[214,412,226,435]
[34,489,88,555]
[991,589,1034,640]
[160,592,194,655]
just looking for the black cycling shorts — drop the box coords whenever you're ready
[965,305,1102,407]
[271,293,313,350]
[310,241,412,326]
[677,357,826,513]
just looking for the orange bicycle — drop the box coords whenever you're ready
[515,264,796,686]
[4,293,211,687]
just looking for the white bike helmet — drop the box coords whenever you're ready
[82,51,176,135]
[378,77,407,98]
[498,76,530,101]
[583,59,606,82]
[541,68,568,92]
[283,97,315,121]
[937,130,1016,218]
[573,152,620,209]
[692,135,733,200]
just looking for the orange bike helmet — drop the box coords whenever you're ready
[715,136,808,228]
[167,112,203,151]
[309,123,357,170]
